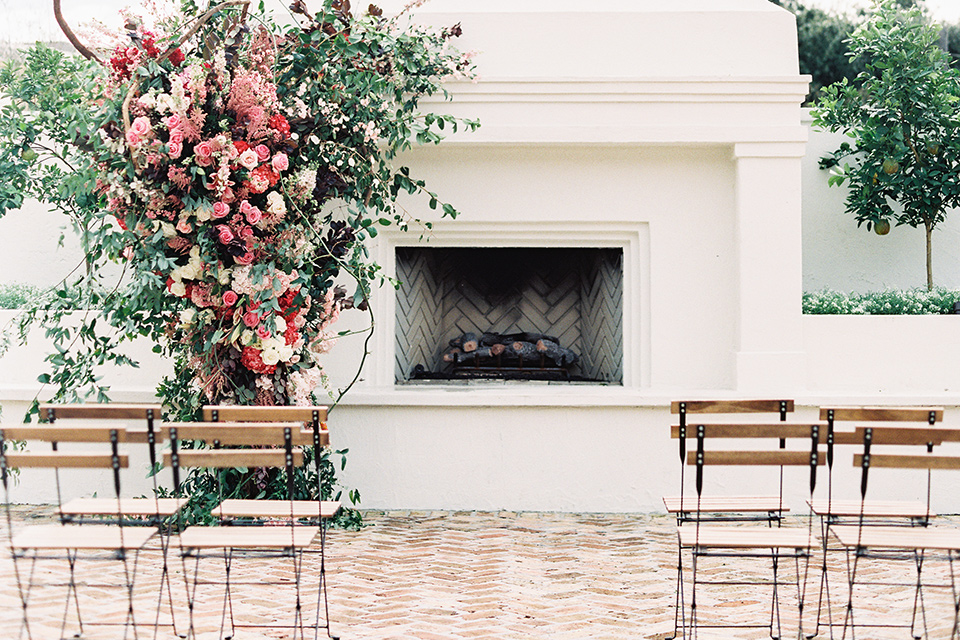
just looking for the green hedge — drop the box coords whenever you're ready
[803,288,960,314]
[0,283,40,309]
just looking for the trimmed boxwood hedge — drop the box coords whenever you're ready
[803,288,960,314]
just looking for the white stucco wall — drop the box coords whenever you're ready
[8,1,960,513]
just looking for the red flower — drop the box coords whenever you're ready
[233,140,250,154]
[168,48,185,67]
[284,321,300,346]
[240,347,276,374]
[269,114,291,139]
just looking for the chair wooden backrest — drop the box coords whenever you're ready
[0,425,130,526]
[853,424,960,498]
[162,422,307,504]
[820,406,944,513]
[669,400,796,516]
[686,422,824,498]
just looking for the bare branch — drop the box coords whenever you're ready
[53,0,102,63]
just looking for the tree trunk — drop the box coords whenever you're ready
[925,220,933,291]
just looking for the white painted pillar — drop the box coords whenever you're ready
[733,141,808,392]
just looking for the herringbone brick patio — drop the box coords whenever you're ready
[1,506,958,638]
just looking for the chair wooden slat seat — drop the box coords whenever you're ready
[678,525,815,549]
[11,524,156,551]
[831,525,960,551]
[59,497,186,517]
[213,499,340,520]
[663,496,787,514]
[808,499,933,519]
[179,525,319,550]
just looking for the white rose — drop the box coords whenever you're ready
[241,329,255,346]
[179,308,196,325]
[261,347,281,366]
[170,281,186,297]
[275,316,287,332]
[218,268,232,285]
[161,222,177,238]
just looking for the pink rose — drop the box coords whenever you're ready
[165,114,181,130]
[169,131,184,145]
[239,226,255,239]
[238,149,259,170]
[212,202,230,219]
[216,225,235,244]
[255,145,271,162]
[195,154,212,167]
[236,251,255,265]
[125,129,141,147]
[195,141,213,158]
[168,140,183,158]
[242,310,260,327]
[256,325,271,339]
[175,219,192,234]
[271,152,289,173]
[222,290,239,306]
[131,116,151,136]
[245,206,262,225]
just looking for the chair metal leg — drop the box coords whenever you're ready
[219,549,235,640]
[60,550,83,640]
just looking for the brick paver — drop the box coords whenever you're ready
[1,507,959,638]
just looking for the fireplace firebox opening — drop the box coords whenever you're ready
[395,247,623,384]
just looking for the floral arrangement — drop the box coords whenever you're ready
[0,0,476,521]
[60,0,478,411]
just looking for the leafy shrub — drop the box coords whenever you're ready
[803,288,960,314]
[0,283,40,309]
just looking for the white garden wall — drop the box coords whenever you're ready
[4,1,960,513]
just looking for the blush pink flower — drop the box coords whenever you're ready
[271,152,288,173]
[236,251,255,265]
[242,310,260,328]
[168,140,183,158]
[169,130,184,144]
[245,206,262,225]
[221,187,236,203]
[238,149,259,170]
[195,141,213,158]
[216,225,235,244]
[212,202,230,219]
[175,219,192,234]
[131,116,151,137]
[255,144,271,162]
[222,290,239,306]
[165,114,181,130]
[125,130,142,147]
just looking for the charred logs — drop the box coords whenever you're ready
[443,331,579,370]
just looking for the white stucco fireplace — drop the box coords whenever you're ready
[321,0,813,512]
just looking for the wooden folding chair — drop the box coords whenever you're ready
[203,405,340,636]
[164,420,333,639]
[809,406,942,637]
[39,402,188,637]
[664,399,796,637]
[828,420,960,639]
[676,420,823,639]
[0,422,157,639]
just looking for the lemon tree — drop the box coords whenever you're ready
[813,0,960,290]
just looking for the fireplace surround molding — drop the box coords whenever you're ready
[362,221,650,399]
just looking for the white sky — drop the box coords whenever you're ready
[2,0,960,46]
[804,0,960,22]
